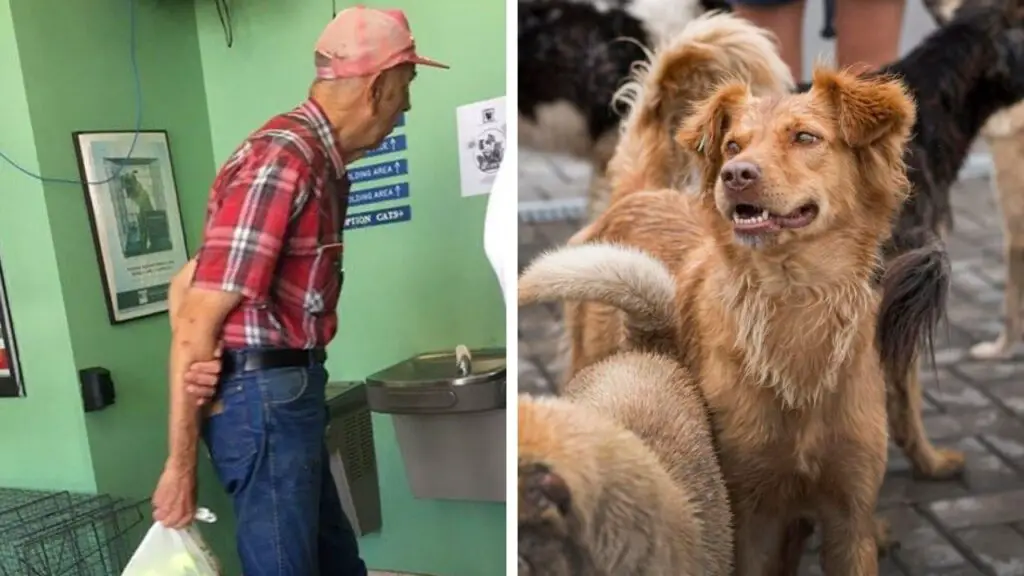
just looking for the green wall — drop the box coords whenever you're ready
[0,0,505,573]
[0,0,95,494]
[194,1,507,574]
[2,0,238,569]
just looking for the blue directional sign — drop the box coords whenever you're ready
[363,134,408,159]
[347,159,408,184]
[344,205,412,230]
[349,182,410,207]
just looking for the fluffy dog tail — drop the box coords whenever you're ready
[876,231,950,384]
[518,243,678,355]
[606,12,793,200]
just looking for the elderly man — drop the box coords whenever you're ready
[151,7,447,575]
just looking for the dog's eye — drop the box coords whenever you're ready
[794,131,820,144]
[724,141,741,155]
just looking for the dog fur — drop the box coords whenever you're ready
[518,6,792,220]
[554,67,927,574]
[920,0,1024,360]
[518,244,733,575]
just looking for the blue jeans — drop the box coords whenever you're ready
[202,352,367,576]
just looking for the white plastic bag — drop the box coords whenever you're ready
[121,507,221,576]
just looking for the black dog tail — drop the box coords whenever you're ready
[876,230,950,383]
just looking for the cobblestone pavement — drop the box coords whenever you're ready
[518,151,1024,576]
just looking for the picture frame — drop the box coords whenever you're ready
[73,130,190,324]
[0,257,24,398]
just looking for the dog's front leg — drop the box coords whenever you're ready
[818,502,878,576]
[734,511,790,576]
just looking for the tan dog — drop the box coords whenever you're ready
[974,106,1024,358]
[567,12,966,484]
[557,68,930,574]
[518,246,733,575]
[582,12,795,221]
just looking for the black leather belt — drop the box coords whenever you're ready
[222,348,327,375]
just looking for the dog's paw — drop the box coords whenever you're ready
[874,518,897,557]
[969,335,1012,360]
[913,447,966,480]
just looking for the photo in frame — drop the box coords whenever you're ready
[73,130,190,324]
[0,258,24,397]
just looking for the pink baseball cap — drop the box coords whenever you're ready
[314,6,449,80]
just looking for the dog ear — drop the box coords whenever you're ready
[675,82,749,192]
[519,463,572,520]
[811,68,916,148]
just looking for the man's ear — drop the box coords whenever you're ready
[675,82,748,192]
[810,67,916,148]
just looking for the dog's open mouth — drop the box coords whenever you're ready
[730,202,819,233]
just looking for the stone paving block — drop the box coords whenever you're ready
[984,433,1024,464]
[922,409,1024,441]
[883,506,969,573]
[986,380,1024,417]
[879,473,968,507]
[796,554,904,576]
[954,437,1024,492]
[955,362,1024,385]
[928,489,1024,530]
[956,525,1024,576]
[933,566,989,576]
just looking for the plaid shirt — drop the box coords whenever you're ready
[192,99,350,349]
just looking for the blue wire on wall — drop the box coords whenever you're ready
[0,0,143,186]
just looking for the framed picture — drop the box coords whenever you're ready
[73,130,190,324]
[0,257,24,397]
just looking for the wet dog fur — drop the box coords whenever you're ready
[557,67,929,574]
[518,245,733,575]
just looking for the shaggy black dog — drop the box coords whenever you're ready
[518,0,736,163]
[886,1,1024,247]
[518,1,655,154]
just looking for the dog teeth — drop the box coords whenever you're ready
[732,210,771,225]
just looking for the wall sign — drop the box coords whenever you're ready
[364,135,408,159]
[0,258,23,398]
[456,95,506,197]
[347,159,408,184]
[344,205,412,230]
[349,183,410,207]
[344,118,412,230]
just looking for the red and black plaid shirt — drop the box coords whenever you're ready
[192,99,350,349]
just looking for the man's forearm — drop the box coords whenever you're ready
[167,289,241,467]
[169,258,198,334]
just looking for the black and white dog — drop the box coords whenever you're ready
[518,0,720,217]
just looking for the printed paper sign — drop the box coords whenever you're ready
[455,96,506,197]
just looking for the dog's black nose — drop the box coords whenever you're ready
[720,161,762,191]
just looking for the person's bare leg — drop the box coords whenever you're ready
[834,0,906,75]
[733,1,807,81]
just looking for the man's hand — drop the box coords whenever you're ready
[185,345,223,406]
[152,460,197,529]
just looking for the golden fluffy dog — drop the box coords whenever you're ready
[518,245,733,575]
[559,68,929,574]
[592,12,795,218]
[569,11,963,485]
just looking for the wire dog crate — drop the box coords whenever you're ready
[0,488,149,576]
